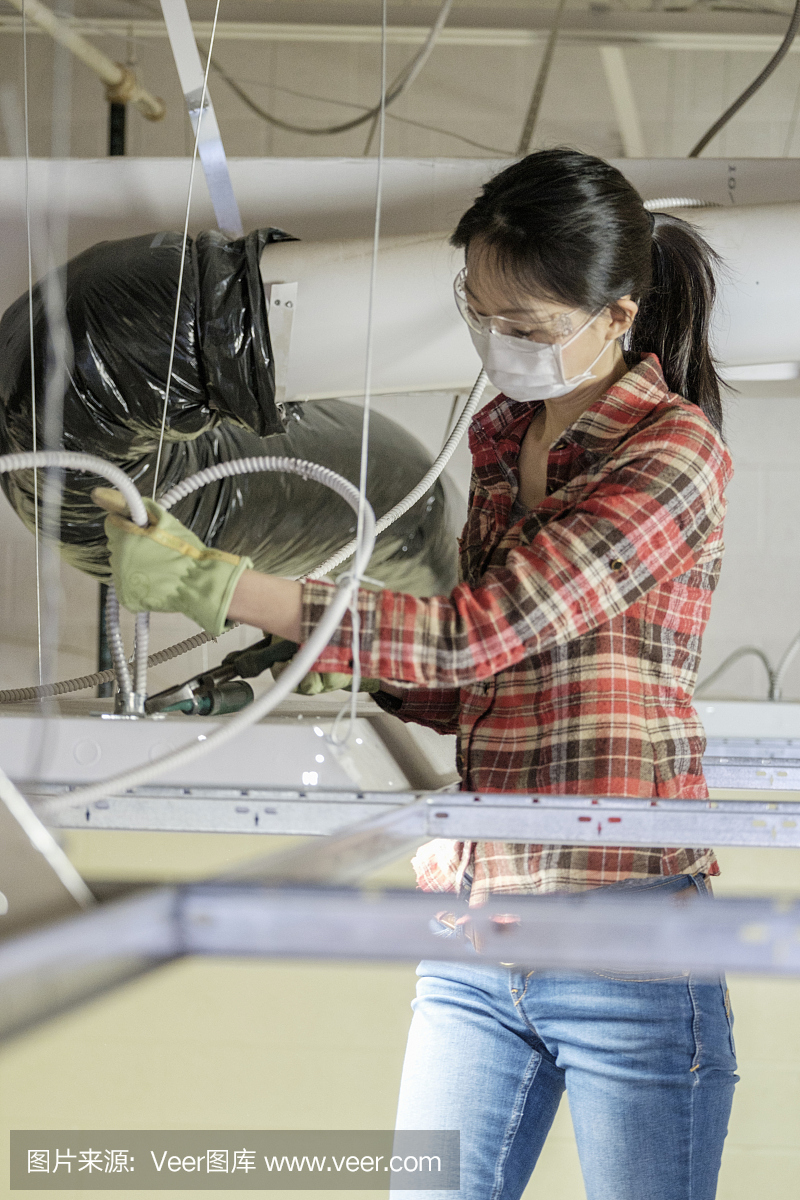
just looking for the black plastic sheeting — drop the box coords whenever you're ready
[0,230,460,597]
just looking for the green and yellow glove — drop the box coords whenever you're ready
[267,635,380,696]
[93,487,253,637]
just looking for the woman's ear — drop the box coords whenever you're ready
[606,296,638,340]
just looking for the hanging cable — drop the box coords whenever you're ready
[694,645,776,700]
[152,0,222,499]
[770,629,800,700]
[143,0,224,707]
[199,0,452,138]
[695,625,800,702]
[220,72,512,154]
[689,0,800,156]
[783,60,800,153]
[37,0,76,698]
[329,0,390,745]
[21,0,43,687]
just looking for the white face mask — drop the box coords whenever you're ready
[468,310,610,402]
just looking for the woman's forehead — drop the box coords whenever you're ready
[463,259,572,319]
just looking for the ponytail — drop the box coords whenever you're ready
[627,213,724,434]
[451,149,726,435]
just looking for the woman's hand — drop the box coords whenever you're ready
[268,636,381,696]
[94,487,256,637]
[93,487,304,640]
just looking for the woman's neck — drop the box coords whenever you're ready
[536,342,628,446]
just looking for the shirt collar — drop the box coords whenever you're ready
[470,354,676,458]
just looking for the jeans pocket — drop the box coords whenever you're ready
[590,969,690,982]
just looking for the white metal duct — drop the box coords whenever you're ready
[260,232,479,399]
[681,202,800,370]
[261,203,800,400]
[2,159,799,394]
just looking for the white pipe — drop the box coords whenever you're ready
[671,202,800,368]
[261,204,800,400]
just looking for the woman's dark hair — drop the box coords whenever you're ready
[451,147,724,433]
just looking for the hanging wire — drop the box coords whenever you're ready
[330,0,389,747]
[694,646,776,700]
[37,0,76,693]
[198,0,451,141]
[152,0,224,499]
[221,73,512,155]
[689,0,800,156]
[783,59,800,153]
[694,625,800,702]
[21,0,43,685]
[772,629,800,699]
[144,0,225,707]
[115,0,509,154]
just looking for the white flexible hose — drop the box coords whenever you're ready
[37,458,376,811]
[310,369,488,580]
[0,379,486,704]
[0,451,148,526]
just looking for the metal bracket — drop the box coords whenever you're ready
[159,0,243,239]
[264,282,298,407]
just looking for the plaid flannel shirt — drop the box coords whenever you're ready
[301,355,733,904]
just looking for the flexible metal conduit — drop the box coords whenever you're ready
[643,198,715,210]
[37,456,377,811]
[0,368,487,704]
[0,451,149,706]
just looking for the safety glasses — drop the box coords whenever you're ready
[453,267,585,345]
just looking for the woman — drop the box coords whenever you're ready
[101,149,737,1200]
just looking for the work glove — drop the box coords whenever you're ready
[267,635,380,696]
[93,487,253,637]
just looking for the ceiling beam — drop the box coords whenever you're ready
[1,15,799,53]
[599,44,647,158]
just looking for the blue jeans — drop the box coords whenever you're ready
[393,875,738,1200]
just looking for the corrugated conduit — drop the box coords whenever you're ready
[0,369,488,704]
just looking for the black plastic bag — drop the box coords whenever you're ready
[0,230,459,597]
